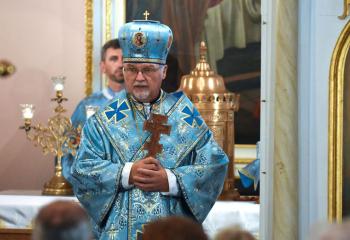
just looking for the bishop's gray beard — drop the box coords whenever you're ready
[133,91,150,102]
[132,87,150,102]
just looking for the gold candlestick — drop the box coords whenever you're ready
[20,76,81,195]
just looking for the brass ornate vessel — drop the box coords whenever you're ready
[179,42,240,200]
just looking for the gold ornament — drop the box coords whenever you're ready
[20,76,81,195]
[179,41,240,200]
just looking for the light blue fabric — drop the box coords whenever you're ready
[62,88,117,180]
[238,142,260,190]
[71,88,118,129]
[70,89,228,240]
[119,20,173,64]
[238,158,260,190]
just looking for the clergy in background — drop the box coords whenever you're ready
[71,38,124,129]
[62,39,124,179]
[70,18,228,240]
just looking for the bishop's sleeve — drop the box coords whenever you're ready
[70,98,88,129]
[172,130,228,223]
[70,115,124,227]
[61,100,87,180]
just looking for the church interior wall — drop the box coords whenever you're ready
[0,0,85,190]
[298,0,348,239]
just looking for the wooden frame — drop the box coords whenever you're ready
[0,228,32,240]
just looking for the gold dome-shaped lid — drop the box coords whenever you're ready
[179,41,227,94]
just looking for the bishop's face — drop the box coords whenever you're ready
[123,63,167,103]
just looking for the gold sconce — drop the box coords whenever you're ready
[0,60,16,77]
[19,76,81,196]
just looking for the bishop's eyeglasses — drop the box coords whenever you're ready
[123,66,162,77]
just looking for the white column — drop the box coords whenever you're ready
[259,0,276,238]
[261,0,298,239]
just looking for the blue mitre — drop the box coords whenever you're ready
[118,18,173,64]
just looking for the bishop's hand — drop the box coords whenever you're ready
[129,157,169,192]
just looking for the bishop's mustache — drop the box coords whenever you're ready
[133,83,148,87]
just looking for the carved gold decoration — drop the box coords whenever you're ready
[85,0,93,96]
[86,0,115,94]
[105,0,112,41]
[339,0,350,20]
[102,0,112,89]
[179,41,240,200]
[0,60,16,78]
[328,19,350,221]
[20,77,81,196]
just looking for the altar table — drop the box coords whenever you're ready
[0,190,259,239]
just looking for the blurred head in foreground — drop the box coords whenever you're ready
[32,200,92,240]
[309,220,350,240]
[214,225,256,240]
[142,216,208,240]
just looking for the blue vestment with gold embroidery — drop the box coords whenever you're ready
[70,89,228,240]
[63,88,117,179]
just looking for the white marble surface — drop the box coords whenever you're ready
[0,191,259,238]
[0,190,76,228]
[203,201,259,239]
[272,0,299,239]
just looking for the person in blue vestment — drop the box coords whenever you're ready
[70,18,229,240]
[62,39,124,179]
[71,38,124,129]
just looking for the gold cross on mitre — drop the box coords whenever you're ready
[143,10,150,20]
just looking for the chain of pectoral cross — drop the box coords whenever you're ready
[129,93,171,158]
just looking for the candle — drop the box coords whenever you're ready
[54,83,64,91]
[20,104,35,119]
[85,105,99,119]
[52,76,66,91]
